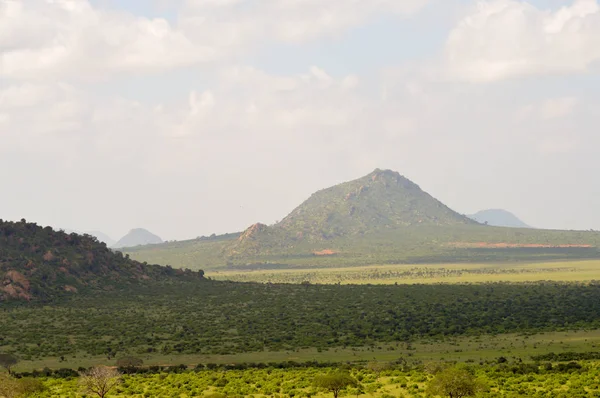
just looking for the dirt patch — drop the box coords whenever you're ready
[1,270,31,300]
[448,242,594,249]
[313,249,338,256]
[64,285,78,293]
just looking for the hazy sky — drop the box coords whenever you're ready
[2,0,600,241]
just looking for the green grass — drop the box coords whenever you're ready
[125,225,600,271]
[13,329,600,372]
[207,259,600,284]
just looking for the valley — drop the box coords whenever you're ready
[2,170,600,397]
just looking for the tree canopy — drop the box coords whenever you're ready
[0,353,18,375]
[427,366,484,398]
[314,371,358,398]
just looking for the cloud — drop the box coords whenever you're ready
[1,0,429,81]
[518,97,579,120]
[182,0,429,42]
[444,0,600,82]
[0,0,214,80]
[3,0,600,236]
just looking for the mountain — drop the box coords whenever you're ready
[0,219,203,301]
[229,169,475,255]
[113,228,163,249]
[469,209,531,228]
[124,169,600,270]
[277,168,475,238]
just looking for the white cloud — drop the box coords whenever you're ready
[0,0,429,81]
[445,0,600,82]
[539,97,579,120]
[0,0,214,80]
[518,97,579,120]
[183,0,429,42]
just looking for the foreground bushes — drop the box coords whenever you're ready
[8,359,600,398]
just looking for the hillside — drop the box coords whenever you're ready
[469,209,531,228]
[113,228,163,248]
[87,230,116,247]
[0,219,203,301]
[280,168,474,236]
[228,169,476,256]
[62,229,116,246]
[125,169,600,270]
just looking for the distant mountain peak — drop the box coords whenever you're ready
[113,228,163,249]
[365,168,420,189]
[468,209,531,228]
[280,168,472,234]
[230,169,474,255]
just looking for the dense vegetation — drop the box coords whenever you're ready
[3,281,600,362]
[5,359,600,397]
[0,219,204,301]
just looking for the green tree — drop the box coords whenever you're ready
[314,372,358,398]
[367,360,391,379]
[427,366,484,398]
[0,354,18,376]
[17,378,47,395]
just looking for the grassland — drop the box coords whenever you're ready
[207,259,600,284]
[13,329,600,372]
[124,225,600,272]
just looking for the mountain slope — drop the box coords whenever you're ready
[0,219,203,301]
[469,209,531,228]
[277,168,475,239]
[62,229,116,246]
[87,230,116,246]
[229,169,475,256]
[113,228,163,248]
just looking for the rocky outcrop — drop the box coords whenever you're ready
[239,223,268,242]
[1,271,31,300]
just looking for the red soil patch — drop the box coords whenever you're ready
[448,242,593,249]
[313,249,338,256]
[1,270,31,300]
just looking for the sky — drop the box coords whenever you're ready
[2,0,600,241]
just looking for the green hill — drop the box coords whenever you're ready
[124,169,600,270]
[0,219,204,301]
[278,168,475,237]
[226,168,475,259]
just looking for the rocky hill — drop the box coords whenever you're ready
[469,209,531,228]
[229,169,475,255]
[113,228,163,248]
[277,169,474,238]
[0,219,203,301]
